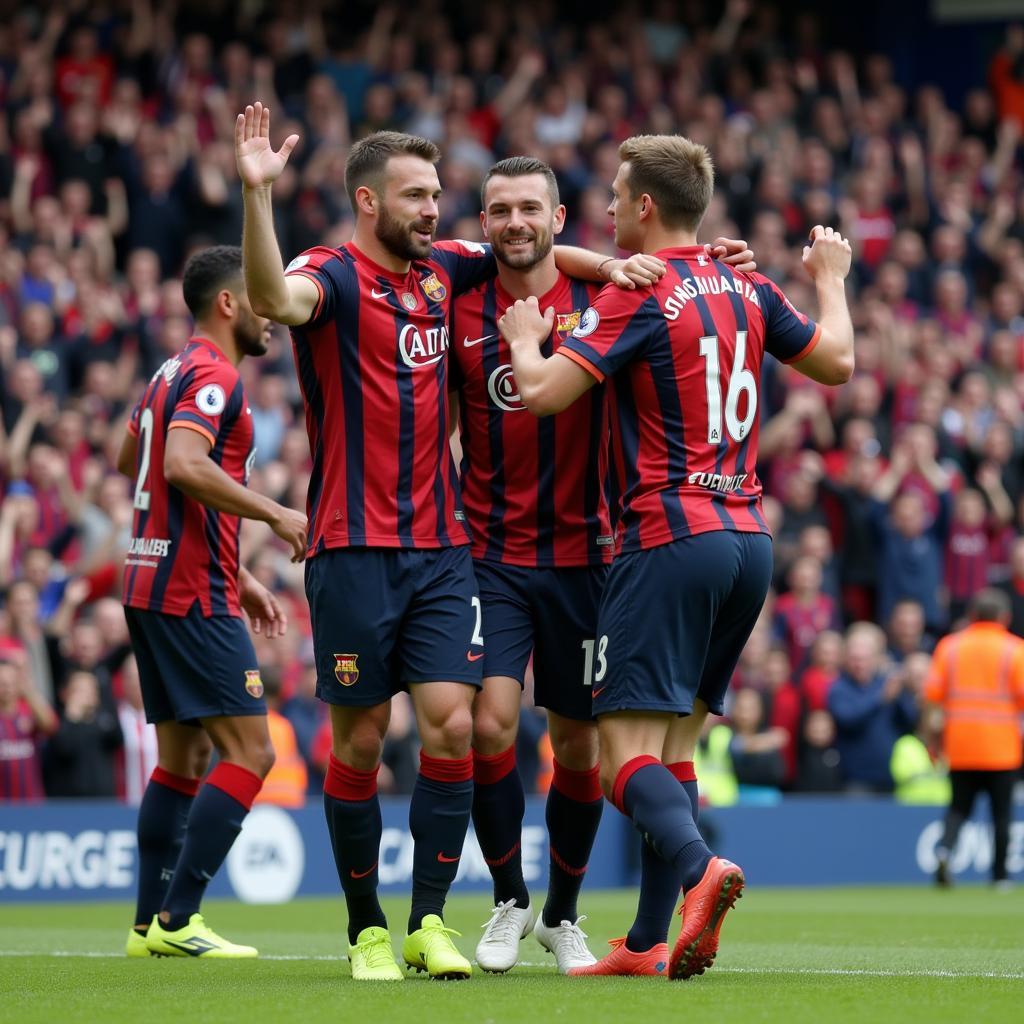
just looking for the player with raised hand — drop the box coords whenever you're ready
[451,156,757,974]
[498,135,853,979]
[120,245,307,960]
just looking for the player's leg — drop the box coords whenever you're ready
[400,547,483,980]
[531,565,604,950]
[935,770,979,886]
[669,532,773,980]
[625,702,707,957]
[306,549,404,980]
[129,720,211,954]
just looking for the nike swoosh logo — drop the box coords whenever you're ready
[462,335,494,348]
[592,686,607,698]
[437,852,461,863]
[371,288,391,299]
[467,651,484,662]
[350,862,378,880]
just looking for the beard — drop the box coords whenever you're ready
[376,203,436,261]
[234,309,270,357]
[493,226,553,270]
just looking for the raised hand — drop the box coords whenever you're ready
[235,101,300,190]
[802,225,852,282]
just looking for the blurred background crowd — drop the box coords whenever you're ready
[1,0,1022,807]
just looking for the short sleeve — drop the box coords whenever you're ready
[168,362,240,447]
[752,274,821,364]
[283,246,346,327]
[558,287,655,382]
[431,240,496,296]
[126,398,142,437]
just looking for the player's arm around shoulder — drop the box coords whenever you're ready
[791,226,855,386]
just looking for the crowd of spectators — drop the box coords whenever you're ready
[1,0,1023,804]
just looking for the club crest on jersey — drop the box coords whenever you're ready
[572,306,600,338]
[197,384,226,416]
[401,291,417,309]
[244,670,264,699]
[419,273,447,303]
[334,654,359,686]
[556,311,582,338]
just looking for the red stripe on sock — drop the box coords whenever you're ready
[552,760,603,803]
[483,841,521,868]
[151,766,200,797]
[473,745,516,785]
[324,754,379,802]
[206,762,263,810]
[667,760,696,784]
[610,755,661,815]
[550,844,588,878]
[419,751,474,783]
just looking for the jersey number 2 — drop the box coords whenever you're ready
[132,408,155,511]
[699,331,757,444]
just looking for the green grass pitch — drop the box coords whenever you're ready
[1,888,1021,1024]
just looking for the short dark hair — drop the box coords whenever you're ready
[969,588,1011,624]
[344,131,441,209]
[618,134,714,232]
[481,156,560,209]
[182,245,243,320]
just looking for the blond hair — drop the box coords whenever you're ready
[618,135,714,232]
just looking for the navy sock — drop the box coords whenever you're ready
[323,755,387,945]
[134,768,198,931]
[408,752,474,933]
[627,761,699,952]
[542,760,603,927]
[472,746,528,907]
[162,763,262,930]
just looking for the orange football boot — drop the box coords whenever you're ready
[669,856,744,980]
[568,936,669,977]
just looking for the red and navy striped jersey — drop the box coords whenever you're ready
[561,247,820,552]
[284,240,495,553]
[122,336,254,617]
[0,701,45,800]
[451,272,613,567]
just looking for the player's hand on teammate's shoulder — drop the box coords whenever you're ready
[609,253,667,290]
[707,237,757,274]
[267,503,308,563]
[235,100,300,190]
[802,225,852,282]
[497,295,555,348]
[239,568,288,639]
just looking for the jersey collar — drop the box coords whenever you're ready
[494,270,571,312]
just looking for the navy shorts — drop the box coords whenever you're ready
[125,604,265,724]
[306,546,484,707]
[592,531,773,717]
[474,560,607,722]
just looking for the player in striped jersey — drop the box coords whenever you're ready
[453,156,756,974]
[236,103,649,981]
[499,134,854,979]
[119,246,307,959]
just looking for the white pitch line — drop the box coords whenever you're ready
[0,951,1022,979]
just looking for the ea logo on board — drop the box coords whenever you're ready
[226,805,305,903]
[487,365,525,412]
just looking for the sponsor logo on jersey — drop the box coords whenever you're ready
[687,471,749,493]
[334,654,359,686]
[419,272,447,303]
[398,324,449,368]
[556,310,582,338]
[487,364,525,412]
[244,670,264,699]
[572,306,600,338]
[127,537,171,558]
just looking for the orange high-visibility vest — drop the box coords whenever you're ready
[924,622,1024,771]
[255,710,308,808]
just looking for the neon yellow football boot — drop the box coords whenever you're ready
[144,913,258,958]
[348,926,404,981]
[125,928,159,957]
[402,914,472,980]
